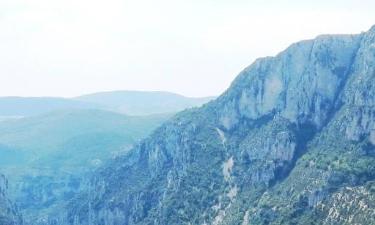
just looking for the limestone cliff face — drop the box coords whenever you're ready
[217,33,362,130]
[341,27,375,143]
[48,26,375,225]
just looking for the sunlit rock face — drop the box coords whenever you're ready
[218,33,362,130]
[39,26,375,225]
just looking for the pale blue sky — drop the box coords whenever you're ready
[0,0,374,97]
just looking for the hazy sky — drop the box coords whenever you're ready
[0,0,374,98]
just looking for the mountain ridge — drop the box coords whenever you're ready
[75,90,216,116]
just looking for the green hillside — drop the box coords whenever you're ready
[0,109,172,221]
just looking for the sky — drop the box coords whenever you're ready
[0,0,374,98]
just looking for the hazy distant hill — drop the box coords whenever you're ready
[0,109,171,165]
[75,90,215,115]
[0,97,98,117]
[0,91,215,118]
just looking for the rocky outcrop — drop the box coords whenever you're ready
[318,183,375,225]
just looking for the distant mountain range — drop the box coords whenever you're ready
[0,91,215,117]
[0,97,97,117]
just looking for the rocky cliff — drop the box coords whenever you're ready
[47,26,375,225]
